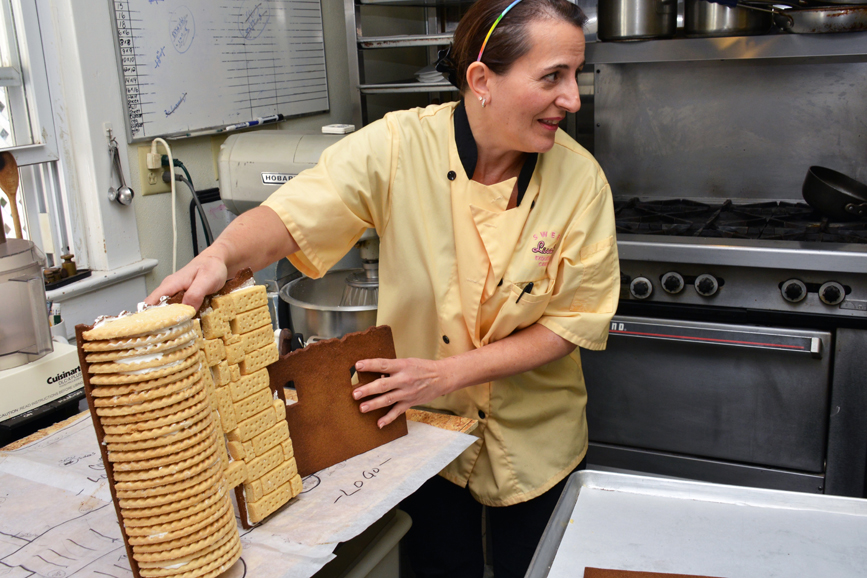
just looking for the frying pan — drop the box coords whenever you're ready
[802,166,867,221]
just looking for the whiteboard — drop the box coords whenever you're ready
[111,0,330,142]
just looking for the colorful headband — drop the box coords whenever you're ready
[477,0,524,62]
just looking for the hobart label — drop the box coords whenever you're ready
[262,172,295,185]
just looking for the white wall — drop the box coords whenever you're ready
[46,0,145,272]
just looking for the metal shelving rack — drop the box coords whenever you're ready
[344,0,473,127]
[343,0,867,128]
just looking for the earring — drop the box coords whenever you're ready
[481,98,486,108]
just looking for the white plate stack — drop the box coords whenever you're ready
[415,64,447,84]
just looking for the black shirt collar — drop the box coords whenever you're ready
[454,100,538,206]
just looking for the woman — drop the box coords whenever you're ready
[147,0,618,575]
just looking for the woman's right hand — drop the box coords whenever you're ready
[144,206,300,310]
[145,252,229,310]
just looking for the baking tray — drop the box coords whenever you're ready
[527,470,867,578]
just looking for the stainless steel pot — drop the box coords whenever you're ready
[598,0,678,41]
[279,268,377,345]
[685,0,772,37]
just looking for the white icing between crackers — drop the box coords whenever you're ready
[105,329,197,359]
[230,278,256,293]
[114,351,167,365]
[89,322,194,349]
[120,359,189,376]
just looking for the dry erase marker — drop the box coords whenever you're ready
[224,120,256,131]
[224,114,285,132]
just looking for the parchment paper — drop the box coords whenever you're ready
[0,414,476,578]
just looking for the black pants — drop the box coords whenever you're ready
[401,458,586,578]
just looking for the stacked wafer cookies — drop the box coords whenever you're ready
[77,304,242,578]
[200,284,302,525]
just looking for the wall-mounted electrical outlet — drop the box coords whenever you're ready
[137,146,171,195]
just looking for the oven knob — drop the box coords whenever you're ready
[819,281,845,306]
[661,272,684,294]
[694,274,719,297]
[630,277,653,299]
[781,279,807,303]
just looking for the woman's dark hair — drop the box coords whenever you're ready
[439,0,588,93]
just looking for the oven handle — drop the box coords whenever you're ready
[609,320,823,358]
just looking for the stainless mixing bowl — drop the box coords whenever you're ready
[279,268,378,344]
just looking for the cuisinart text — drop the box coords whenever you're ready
[47,365,82,385]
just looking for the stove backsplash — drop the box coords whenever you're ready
[592,60,867,202]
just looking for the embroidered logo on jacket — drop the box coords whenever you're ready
[531,231,559,267]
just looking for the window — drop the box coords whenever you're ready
[0,0,77,269]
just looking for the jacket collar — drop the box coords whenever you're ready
[454,100,538,206]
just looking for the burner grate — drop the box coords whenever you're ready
[613,198,867,244]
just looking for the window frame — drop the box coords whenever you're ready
[0,0,93,272]
[0,0,58,166]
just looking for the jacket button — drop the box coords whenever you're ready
[478,410,486,420]
[442,335,450,344]
[447,171,456,181]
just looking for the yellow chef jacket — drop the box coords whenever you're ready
[262,101,619,506]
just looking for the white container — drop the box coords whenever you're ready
[0,239,53,370]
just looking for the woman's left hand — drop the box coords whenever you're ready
[352,325,576,429]
[352,357,452,429]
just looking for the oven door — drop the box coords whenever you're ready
[583,316,832,494]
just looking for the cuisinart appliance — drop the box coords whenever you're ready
[0,237,83,445]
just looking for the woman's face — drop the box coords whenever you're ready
[486,19,585,154]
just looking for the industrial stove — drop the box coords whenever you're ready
[582,196,867,498]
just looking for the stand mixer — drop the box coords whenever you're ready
[218,131,381,347]
[339,231,379,307]
[0,166,83,446]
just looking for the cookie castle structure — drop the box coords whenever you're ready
[193,278,302,526]
[75,272,301,578]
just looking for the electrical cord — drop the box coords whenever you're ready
[189,188,221,256]
[150,138,177,272]
[178,174,213,251]
[161,158,214,252]
[164,158,193,188]
[162,170,214,253]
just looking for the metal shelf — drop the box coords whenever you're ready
[586,32,867,65]
[357,30,867,60]
[358,33,452,49]
[359,80,458,94]
[358,79,593,96]
[357,0,474,6]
